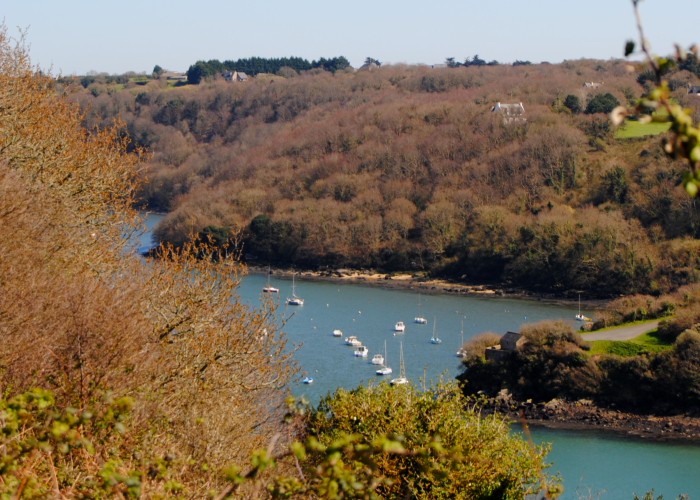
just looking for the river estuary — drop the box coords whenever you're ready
[139,214,700,499]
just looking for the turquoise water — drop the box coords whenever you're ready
[139,214,700,498]
[238,272,700,499]
[523,426,700,499]
[236,271,577,404]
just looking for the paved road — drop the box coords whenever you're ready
[582,320,660,341]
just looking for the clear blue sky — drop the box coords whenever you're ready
[4,0,698,75]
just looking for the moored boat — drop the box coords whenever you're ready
[354,345,369,357]
[286,273,304,306]
[390,341,408,385]
[344,335,362,347]
[371,353,384,365]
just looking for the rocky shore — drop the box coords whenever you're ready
[481,393,700,443]
[251,266,610,309]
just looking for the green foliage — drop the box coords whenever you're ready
[185,56,349,83]
[563,94,582,114]
[585,92,620,114]
[186,60,208,84]
[299,383,558,499]
[616,0,700,197]
[312,56,351,73]
[0,389,140,498]
[460,315,700,414]
[246,215,302,265]
[600,166,629,204]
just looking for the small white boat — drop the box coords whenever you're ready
[430,317,442,344]
[456,320,466,357]
[376,365,393,376]
[302,376,314,384]
[286,273,304,306]
[390,341,408,385]
[575,294,591,322]
[344,335,362,347]
[376,341,392,375]
[371,353,384,365]
[394,321,406,333]
[332,329,343,337]
[262,267,279,293]
[414,295,427,324]
[354,345,369,357]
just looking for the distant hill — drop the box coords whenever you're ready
[64,60,700,298]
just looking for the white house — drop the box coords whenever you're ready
[491,102,526,123]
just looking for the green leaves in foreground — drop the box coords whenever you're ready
[226,382,561,499]
[0,389,139,498]
[615,2,700,197]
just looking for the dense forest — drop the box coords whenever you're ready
[63,55,700,299]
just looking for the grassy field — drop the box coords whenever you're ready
[615,120,671,139]
[588,330,671,356]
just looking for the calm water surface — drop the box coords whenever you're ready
[139,214,700,499]
[239,271,700,499]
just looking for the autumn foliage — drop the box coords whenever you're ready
[67,55,700,298]
[0,26,297,496]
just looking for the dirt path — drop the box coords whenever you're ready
[583,320,660,341]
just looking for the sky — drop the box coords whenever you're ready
[3,1,699,75]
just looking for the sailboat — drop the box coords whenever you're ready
[390,341,408,385]
[456,319,466,357]
[376,340,392,375]
[414,294,428,324]
[286,273,304,306]
[430,317,442,344]
[262,266,279,293]
[575,294,591,322]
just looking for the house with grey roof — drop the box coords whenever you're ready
[485,331,526,361]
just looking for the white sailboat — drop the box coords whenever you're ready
[286,273,304,306]
[456,320,466,357]
[376,340,392,375]
[430,317,442,344]
[390,341,408,385]
[575,294,591,322]
[414,294,428,324]
[262,266,279,293]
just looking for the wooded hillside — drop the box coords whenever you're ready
[66,59,700,298]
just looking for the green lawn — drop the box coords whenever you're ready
[615,120,671,139]
[588,330,671,356]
